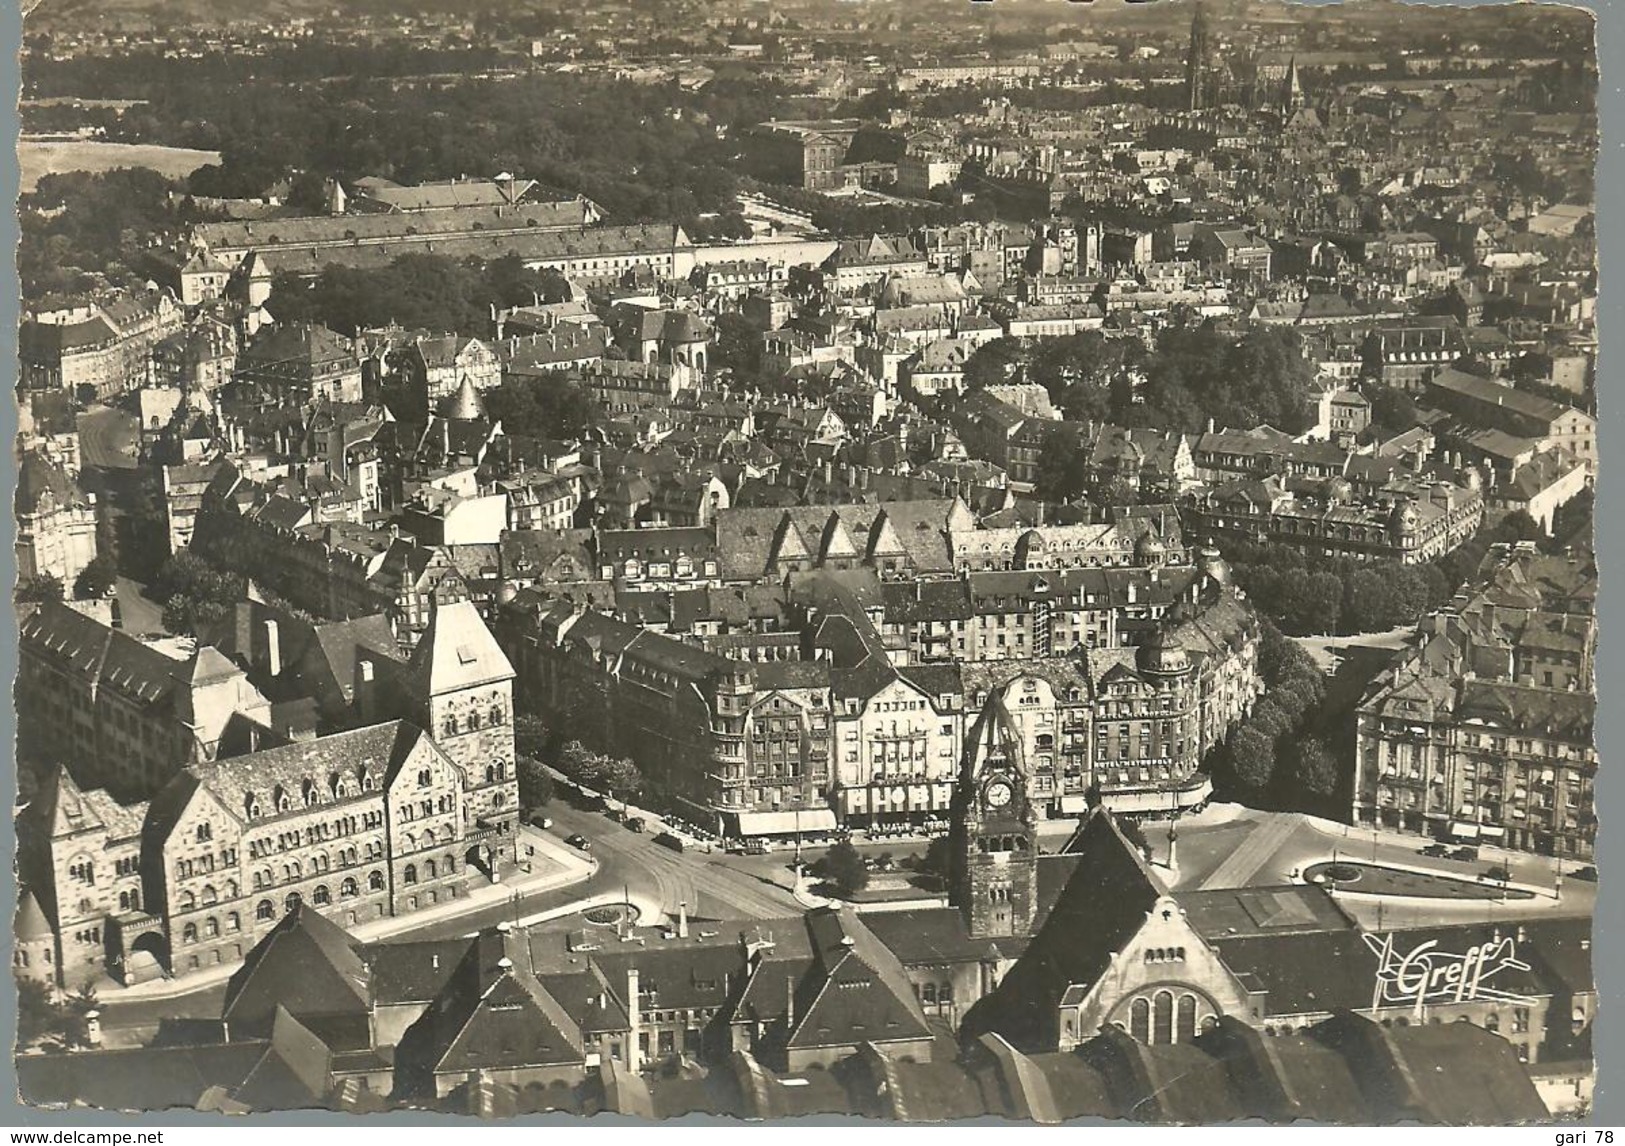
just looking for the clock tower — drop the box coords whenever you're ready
[950,694,1039,940]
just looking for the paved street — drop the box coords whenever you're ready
[111,576,169,635]
[76,404,139,474]
[1151,803,1594,931]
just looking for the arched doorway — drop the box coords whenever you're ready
[126,930,170,984]
[466,843,495,881]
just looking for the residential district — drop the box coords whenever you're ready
[13,0,1597,1124]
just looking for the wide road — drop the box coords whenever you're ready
[97,800,803,1034]
[76,404,140,474]
[407,802,801,944]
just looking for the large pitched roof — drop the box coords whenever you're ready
[223,903,370,1042]
[402,600,515,695]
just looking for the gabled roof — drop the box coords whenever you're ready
[402,600,515,695]
[231,1007,335,1112]
[972,809,1164,1051]
[396,930,584,1084]
[16,450,85,516]
[223,904,369,1041]
[786,909,933,1050]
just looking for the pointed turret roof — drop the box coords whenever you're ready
[439,373,487,422]
[15,888,52,940]
[403,599,515,696]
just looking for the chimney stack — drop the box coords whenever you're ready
[626,967,642,1071]
[264,619,282,677]
[356,659,377,724]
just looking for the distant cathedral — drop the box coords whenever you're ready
[1185,2,1311,118]
[1185,2,1213,111]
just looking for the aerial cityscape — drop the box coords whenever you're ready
[11,0,1598,1123]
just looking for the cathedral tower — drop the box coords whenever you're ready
[1186,2,1213,112]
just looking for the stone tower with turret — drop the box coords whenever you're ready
[951,695,1039,940]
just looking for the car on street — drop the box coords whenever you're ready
[1449,845,1479,862]
[565,833,592,851]
[1571,865,1598,882]
[654,831,686,853]
[1419,843,1451,858]
[625,816,647,833]
[1482,865,1512,883]
[529,813,554,830]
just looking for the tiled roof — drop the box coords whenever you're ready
[402,601,514,696]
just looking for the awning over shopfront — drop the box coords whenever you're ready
[734,808,839,837]
[1101,776,1213,816]
[1448,820,1504,841]
[1059,795,1091,815]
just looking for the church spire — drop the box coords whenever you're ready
[1186,1,1213,112]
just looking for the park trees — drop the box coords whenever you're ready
[812,840,870,898]
[556,741,644,807]
[150,552,245,636]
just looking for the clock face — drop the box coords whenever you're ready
[984,779,1014,809]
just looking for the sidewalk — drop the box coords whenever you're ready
[106,827,597,1002]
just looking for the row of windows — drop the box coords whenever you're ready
[441,707,506,737]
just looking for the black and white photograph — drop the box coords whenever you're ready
[8,0,1600,1124]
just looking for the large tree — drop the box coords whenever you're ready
[815,841,870,897]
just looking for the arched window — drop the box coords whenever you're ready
[425,859,437,880]
[256,900,275,921]
[341,877,359,898]
[469,710,482,731]
[196,823,212,843]
[1153,991,1174,1045]
[202,885,218,906]
[312,885,331,906]
[284,892,302,913]
[118,891,132,912]
[179,891,195,911]
[490,705,504,726]
[403,864,418,885]
[225,880,238,898]
[1131,998,1151,1043]
[205,917,220,938]
[182,922,198,944]
[368,870,386,891]
[1177,995,1198,1043]
[227,912,241,932]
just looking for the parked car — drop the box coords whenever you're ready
[1419,843,1451,858]
[654,831,686,853]
[1449,845,1479,862]
[1482,865,1512,883]
[565,833,591,851]
[1571,865,1598,882]
[625,816,647,833]
[529,813,554,830]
